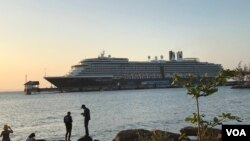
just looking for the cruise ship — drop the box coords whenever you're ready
[44,51,222,92]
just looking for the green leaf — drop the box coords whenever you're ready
[213,117,219,123]
[206,88,218,96]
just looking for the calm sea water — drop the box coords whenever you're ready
[0,87,249,141]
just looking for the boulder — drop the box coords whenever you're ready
[114,129,181,141]
[180,126,221,141]
[78,135,93,141]
[153,130,181,141]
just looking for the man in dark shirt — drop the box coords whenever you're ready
[81,104,90,136]
[64,111,73,141]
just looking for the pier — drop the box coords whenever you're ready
[24,81,59,94]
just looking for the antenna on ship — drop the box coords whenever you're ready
[44,68,47,77]
[25,74,27,83]
[24,74,28,93]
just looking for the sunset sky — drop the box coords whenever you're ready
[1,0,250,91]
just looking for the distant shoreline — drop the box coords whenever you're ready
[0,90,22,94]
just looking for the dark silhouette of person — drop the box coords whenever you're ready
[64,112,73,141]
[0,125,13,141]
[26,133,45,141]
[81,104,90,136]
[26,133,36,141]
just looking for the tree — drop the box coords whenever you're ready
[172,70,241,141]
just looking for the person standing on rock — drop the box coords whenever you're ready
[64,111,73,141]
[81,104,90,136]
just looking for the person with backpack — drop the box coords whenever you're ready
[64,112,73,141]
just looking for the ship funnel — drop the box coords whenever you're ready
[169,51,175,61]
[177,51,183,61]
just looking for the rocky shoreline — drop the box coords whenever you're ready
[113,127,221,141]
[39,127,221,141]
[231,84,250,89]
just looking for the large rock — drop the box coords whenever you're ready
[78,135,93,141]
[114,129,151,141]
[153,130,181,141]
[180,126,221,141]
[114,129,181,141]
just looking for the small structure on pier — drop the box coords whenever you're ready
[24,81,40,95]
